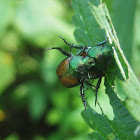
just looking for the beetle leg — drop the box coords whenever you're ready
[76,46,88,56]
[96,38,108,46]
[95,77,102,106]
[45,47,71,57]
[85,80,96,88]
[80,80,86,110]
[59,36,84,50]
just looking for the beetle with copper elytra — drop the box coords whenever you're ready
[46,36,113,110]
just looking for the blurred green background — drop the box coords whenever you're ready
[0,0,140,140]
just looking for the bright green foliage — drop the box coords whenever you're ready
[0,0,88,139]
[90,1,140,122]
[0,0,140,139]
[90,2,128,81]
[72,0,104,46]
[72,0,140,139]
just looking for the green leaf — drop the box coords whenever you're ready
[105,78,139,139]
[81,105,118,139]
[82,85,139,139]
[90,2,140,122]
[72,0,140,139]
[88,131,104,140]
[90,2,128,80]
[72,0,105,46]
[112,0,137,64]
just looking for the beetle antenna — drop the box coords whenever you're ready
[95,77,102,106]
[45,47,71,57]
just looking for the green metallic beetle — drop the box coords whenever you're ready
[46,36,113,110]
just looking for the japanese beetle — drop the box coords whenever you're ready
[46,37,113,110]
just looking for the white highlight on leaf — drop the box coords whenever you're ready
[113,47,126,80]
